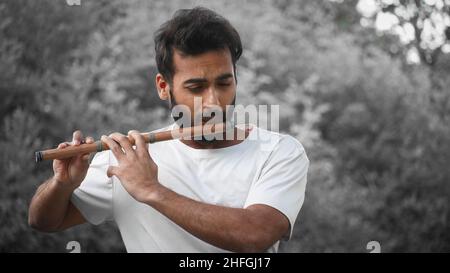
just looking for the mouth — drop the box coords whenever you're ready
[201,112,217,123]
[201,118,213,124]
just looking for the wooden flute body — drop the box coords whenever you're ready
[35,123,228,162]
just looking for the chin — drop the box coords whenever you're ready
[194,137,219,144]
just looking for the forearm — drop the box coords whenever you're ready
[28,176,75,232]
[146,185,273,252]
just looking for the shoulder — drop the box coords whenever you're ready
[251,126,307,157]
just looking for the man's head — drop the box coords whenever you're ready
[154,7,242,128]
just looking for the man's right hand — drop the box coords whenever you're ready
[53,130,95,189]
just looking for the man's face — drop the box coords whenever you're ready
[166,48,237,126]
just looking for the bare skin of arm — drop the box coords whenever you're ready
[148,188,289,252]
[28,131,93,232]
[103,131,290,253]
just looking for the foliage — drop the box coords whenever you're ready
[1,0,449,252]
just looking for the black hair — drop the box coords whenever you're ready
[154,7,243,83]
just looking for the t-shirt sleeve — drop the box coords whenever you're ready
[70,151,114,225]
[244,135,310,241]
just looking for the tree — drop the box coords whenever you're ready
[357,0,450,66]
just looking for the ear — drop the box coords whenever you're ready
[156,73,170,101]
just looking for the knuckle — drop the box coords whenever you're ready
[118,135,128,142]
[131,132,142,139]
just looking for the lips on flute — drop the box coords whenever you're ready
[35,123,229,163]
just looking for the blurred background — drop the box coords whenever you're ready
[1,0,449,252]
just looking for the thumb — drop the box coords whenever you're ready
[107,166,119,178]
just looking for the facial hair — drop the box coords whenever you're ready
[168,89,236,143]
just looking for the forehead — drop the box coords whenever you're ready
[172,49,234,81]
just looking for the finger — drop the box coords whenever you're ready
[81,152,96,164]
[72,130,83,145]
[57,142,68,149]
[128,130,148,157]
[107,166,119,178]
[70,147,90,167]
[109,132,134,155]
[85,136,95,144]
[80,145,95,160]
[101,135,125,161]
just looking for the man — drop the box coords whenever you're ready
[28,7,309,253]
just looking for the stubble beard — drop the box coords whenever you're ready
[169,89,236,144]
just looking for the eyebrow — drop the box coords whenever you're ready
[183,73,234,85]
[216,73,234,81]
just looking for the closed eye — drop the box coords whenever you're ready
[186,85,204,93]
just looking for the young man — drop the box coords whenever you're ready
[28,7,309,253]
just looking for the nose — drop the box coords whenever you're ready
[203,87,220,107]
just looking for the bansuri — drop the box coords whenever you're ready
[35,123,230,163]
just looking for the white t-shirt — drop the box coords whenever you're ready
[71,124,309,252]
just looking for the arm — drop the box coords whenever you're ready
[147,186,289,252]
[28,177,86,232]
[103,131,289,252]
[28,131,93,232]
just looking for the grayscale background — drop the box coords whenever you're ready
[1,0,449,252]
